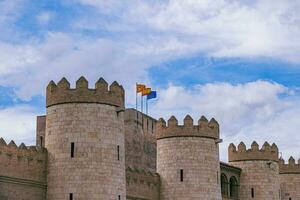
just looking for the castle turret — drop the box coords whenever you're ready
[279,157,300,200]
[228,141,280,200]
[45,77,126,199]
[155,115,222,200]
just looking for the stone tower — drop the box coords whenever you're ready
[279,157,300,200]
[156,115,222,200]
[45,77,126,200]
[228,141,280,200]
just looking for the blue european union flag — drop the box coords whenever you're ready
[147,91,157,100]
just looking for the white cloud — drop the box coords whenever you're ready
[149,80,300,161]
[76,0,300,62]
[0,105,40,146]
[36,11,54,25]
[0,32,151,102]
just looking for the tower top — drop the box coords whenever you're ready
[279,157,300,174]
[155,115,219,140]
[46,76,124,108]
[228,141,278,162]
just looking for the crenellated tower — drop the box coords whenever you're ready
[45,77,126,200]
[228,141,280,200]
[155,115,222,200]
[279,157,300,200]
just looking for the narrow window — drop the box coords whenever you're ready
[217,171,219,184]
[69,193,73,200]
[117,145,120,161]
[289,198,292,200]
[118,195,121,200]
[71,142,74,158]
[40,136,43,147]
[180,169,183,182]
[251,188,254,198]
[151,122,154,133]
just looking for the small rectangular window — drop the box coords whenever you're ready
[117,145,120,161]
[251,188,254,198]
[69,193,73,200]
[118,195,121,200]
[180,169,183,182]
[151,122,154,134]
[40,136,43,147]
[71,142,74,158]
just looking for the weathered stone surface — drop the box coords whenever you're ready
[124,109,157,173]
[45,103,126,200]
[157,136,222,200]
[46,77,124,108]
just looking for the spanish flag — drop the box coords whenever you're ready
[142,88,151,96]
[136,84,146,93]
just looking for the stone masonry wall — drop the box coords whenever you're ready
[45,103,126,200]
[279,157,300,200]
[126,167,160,200]
[157,137,221,200]
[36,116,46,147]
[229,160,280,200]
[0,138,47,200]
[125,109,156,172]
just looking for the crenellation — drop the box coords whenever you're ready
[228,141,279,162]
[156,115,219,140]
[46,76,124,108]
[279,157,300,174]
[1,76,300,200]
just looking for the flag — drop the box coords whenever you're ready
[142,88,151,96]
[136,84,146,93]
[147,91,157,100]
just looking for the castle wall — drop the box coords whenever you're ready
[0,139,47,200]
[126,167,160,200]
[156,116,222,200]
[228,142,280,200]
[45,77,126,200]
[36,116,46,147]
[279,157,300,200]
[125,109,156,172]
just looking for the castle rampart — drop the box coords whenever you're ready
[156,115,222,200]
[279,157,300,200]
[46,76,124,108]
[124,109,157,172]
[126,167,160,200]
[228,141,278,162]
[0,138,47,200]
[156,115,219,140]
[228,142,280,200]
[45,77,126,200]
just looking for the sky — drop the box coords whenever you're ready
[0,0,300,162]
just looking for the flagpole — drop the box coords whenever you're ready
[136,83,138,129]
[141,94,143,113]
[146,99,148,115]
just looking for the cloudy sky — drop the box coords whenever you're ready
[0,0,299,162]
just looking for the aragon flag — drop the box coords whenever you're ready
[136,84,146,93]
[142,88,151,96]
[147,91,157,100]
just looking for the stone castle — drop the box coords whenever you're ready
[0,77,299,200]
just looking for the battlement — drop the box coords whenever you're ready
[279,157,300,174]
[126,167,160,200]
[155,115,219,140]
[46,76,124,108]
[0,138,47,182]
[228,141,279,162]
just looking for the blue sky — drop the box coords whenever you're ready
[0,0,300,161]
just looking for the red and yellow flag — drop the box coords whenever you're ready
[136,84,146,93]
[142,88,151,96]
